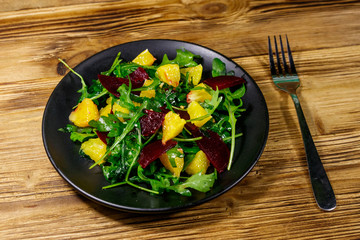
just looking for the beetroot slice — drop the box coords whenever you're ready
[138,140,177,168]
[98,75,124,97]
[203,76,245,90]
[96,131,108,144]
[98,67,148,97]
[139,110,166,136]
[129,67,149,83]
[187,123,230,173]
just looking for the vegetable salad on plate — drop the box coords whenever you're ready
[59,48,246,196]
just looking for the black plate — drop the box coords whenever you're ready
[42,39,269,213]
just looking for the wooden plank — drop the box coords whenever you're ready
[0,0,360,239]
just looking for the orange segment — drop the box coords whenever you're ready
[69,98,100,127]
[162,111,186,144]
[180,64,203,85]
[156,64,180,87]
[187,101,212,127]
[132,49,156,66]
[186,83,212,103]
[185,150,210,175]
[80,138,107,164]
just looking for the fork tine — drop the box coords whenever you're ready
[268,36,277,76]
[286,35,297,74]
[273,36,283,75]
[279,35,289,74]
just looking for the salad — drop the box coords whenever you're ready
[59,48,246,196]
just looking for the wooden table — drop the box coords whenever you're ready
[1,0,360,239]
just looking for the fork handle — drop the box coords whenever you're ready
[290,93,336,211]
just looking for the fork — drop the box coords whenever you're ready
[268,35,336,211]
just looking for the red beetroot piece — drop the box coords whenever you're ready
[138,140,177,168]
[139,110,166,136]
[187,123,230,173]
[96,131,108,145]
[203,76,245,90]
[98,67,149,97]
[129,67,149,84]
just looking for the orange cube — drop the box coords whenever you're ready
[187,101,212,127]
[185,150,210,175]
[69,98,100,127]
[156,64,180,87]
[180,64,203,85]
[80,138,107,164]
[162,111,186,144]
[132,49,156,66]
[186,83,212,103]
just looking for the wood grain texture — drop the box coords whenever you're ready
[1,0,360,239]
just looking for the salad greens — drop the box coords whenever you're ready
[59,48,246,196]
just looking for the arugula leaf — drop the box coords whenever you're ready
[114,62,140,78]
[115,84,137,112]
[211,58,235,77]
[208,115,231,139]
[203,87,223,114]
[59,124,92,133]
[58,58,89,102]
[86,79,108,104]
[160,49,201,68]
[143,87,177,112]
[101,52,123,76]
[171,171,217,196]
[89,114,125,138]
[59,124,96,142]
[102,163,127,184]
[228,84,246,100]
[220,84,246,170]
[212,58,226,77]
[70,132,96,142]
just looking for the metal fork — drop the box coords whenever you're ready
[268,35,336,211]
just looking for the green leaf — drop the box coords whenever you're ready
[58,124,78,133]
[212,58,226,77]
[114,62,139,78]
[204,87,223,114]
[70,132,96,142]
[89,114,125,137]
[211,58,235,77]
[59,124,96,142]
[171,171,217,194]
[231,84,246,99]
[220,86,246,170]
[101,52,123,76]
[102,163,127,184]
[86,79,107,104]
[161,49,201,68]
[58,58,89,102]
[115,84,137,112]
[58,124,94,133]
